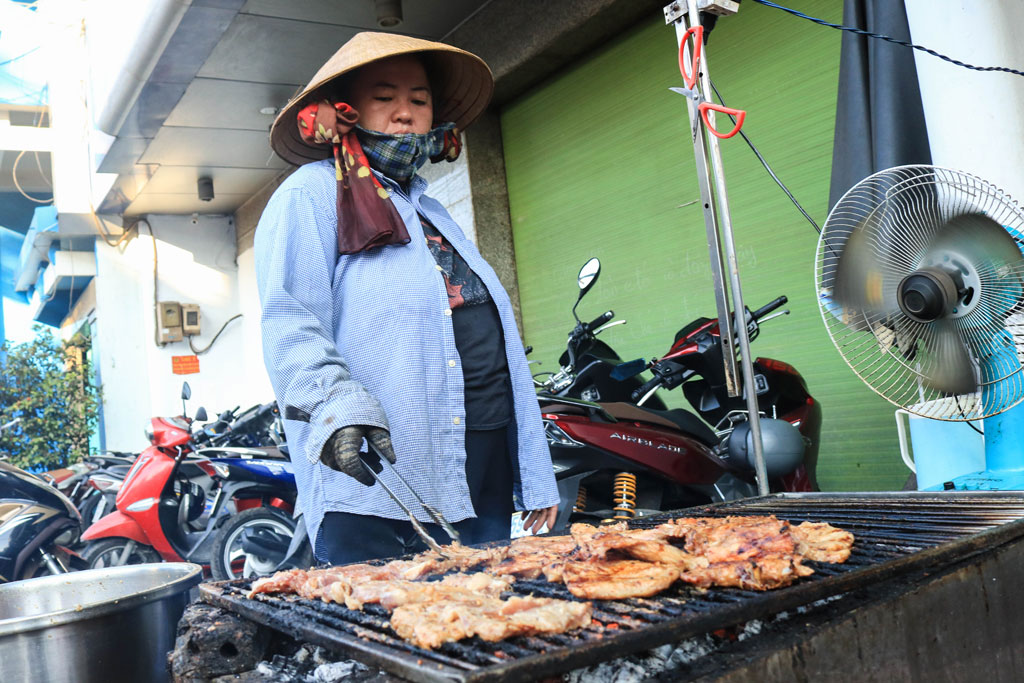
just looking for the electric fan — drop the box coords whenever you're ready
[816,165,1024,490]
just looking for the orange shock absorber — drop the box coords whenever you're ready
[612,472,637,520]
[573,486,587,513]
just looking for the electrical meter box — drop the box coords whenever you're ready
[181,303,201,336]
[158,301,183,343]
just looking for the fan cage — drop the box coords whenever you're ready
[816,165,1024,421]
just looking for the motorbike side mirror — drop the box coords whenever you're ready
[180,382,192,422]
[194,406,208,422]
[573,257,601,322]
[577,258,601,295]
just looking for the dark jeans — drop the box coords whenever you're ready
[316,425,515,564]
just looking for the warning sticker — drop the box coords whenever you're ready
[172,355,200,375]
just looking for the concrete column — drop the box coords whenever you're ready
[443,0,667,323]
[464,111,523,328]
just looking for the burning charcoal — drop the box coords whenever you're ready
[312,659,369,682]
[169,603,270,681]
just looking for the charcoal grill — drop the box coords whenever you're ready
[199,492,1024,683]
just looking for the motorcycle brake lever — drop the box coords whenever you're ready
[757,310,790,324]
[592,319,626,335]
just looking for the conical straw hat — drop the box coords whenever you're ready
[270,32,493,166]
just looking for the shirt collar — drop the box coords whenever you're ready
[373,168,428,203]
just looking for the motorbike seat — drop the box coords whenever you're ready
[599,402,720,447]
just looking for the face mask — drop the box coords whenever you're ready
[355,123,458,181]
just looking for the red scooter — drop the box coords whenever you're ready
[78,383,294,570]
[537,259,821,530]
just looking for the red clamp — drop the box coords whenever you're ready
[676,24,746,139]
[699,102,746,139]
[678,25,703,90]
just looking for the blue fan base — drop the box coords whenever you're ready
[918,397,1024,491]
[924,469,1024,491]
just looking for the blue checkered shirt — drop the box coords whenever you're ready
[254,160,559,549]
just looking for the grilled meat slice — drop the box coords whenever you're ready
[790,521,855,563]
[249,563,405,601]
[673,516,798,563]
[388,544,510,580]
[345,573,514,610]
[249,568,308,598]
[678,555,814,591]
[486,534,578,579]
[562,559,680,600]
[389,595,592,649]
[570,523,708,572]
[247,544,509,601]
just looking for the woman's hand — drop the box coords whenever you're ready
[522,504,558,535]
[320,426,396,485]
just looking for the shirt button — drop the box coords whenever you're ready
[453,417,461,425]
[444,308,452,316]
[448,359,456,367]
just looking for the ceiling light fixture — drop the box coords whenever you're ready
[197,176,214,202]
[375,0,403,28]
[259,106,279,115]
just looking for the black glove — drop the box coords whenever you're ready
[320,425,397,486]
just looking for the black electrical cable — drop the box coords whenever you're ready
[750,0,1024,79]
[955,395,985,435]
[188,314,243,355]
[141,219,162,349]
[707,78,822,234]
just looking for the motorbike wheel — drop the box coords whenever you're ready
[80,538,162,568]
[210,507,310,581]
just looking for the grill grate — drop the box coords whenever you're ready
[200,492,1024,683]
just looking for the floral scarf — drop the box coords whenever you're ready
[296,100,461,255]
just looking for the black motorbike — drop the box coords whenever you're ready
[196,401,285,449]
[0,460,84,582]
[534,258,820,529]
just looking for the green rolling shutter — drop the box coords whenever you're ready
[500,2,907,491]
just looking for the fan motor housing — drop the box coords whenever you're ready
[897,267,961,323]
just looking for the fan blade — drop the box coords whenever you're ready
[920,318,978,395]
[925,212,1024,318]
[930,212,1023,274]
[832,217,909,322]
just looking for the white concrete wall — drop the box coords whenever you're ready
[236,246,274,400]
[94,214,270,451]
[905,1,1024,198]
[417,141,476,243]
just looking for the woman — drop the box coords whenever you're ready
[254,32,559,564]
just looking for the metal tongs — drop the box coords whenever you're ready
[359,444,461,557]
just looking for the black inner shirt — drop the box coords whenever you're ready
[421,217,512,429]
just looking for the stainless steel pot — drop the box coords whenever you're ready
[0,563,202,683]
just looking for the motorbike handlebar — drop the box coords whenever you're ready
[630,375,664,403]
[585,311,614,331]
[751,295,788,321]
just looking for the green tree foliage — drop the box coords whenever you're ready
[0,328,101,470]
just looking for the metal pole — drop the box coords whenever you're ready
[668,0,770,495]
[670,12,739,397]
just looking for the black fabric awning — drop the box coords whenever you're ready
[828,0,932,211]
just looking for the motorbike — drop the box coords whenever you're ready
[536,259,821,530]
[203,444,312,581]
[74,400,284,532]
[70,453,137,528]
[78,382,305,574]
[0,460,84,582]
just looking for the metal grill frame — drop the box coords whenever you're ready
[199,492,1024,683]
